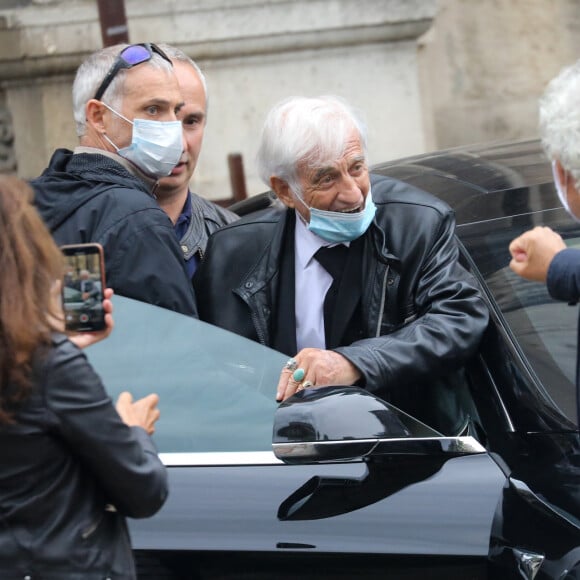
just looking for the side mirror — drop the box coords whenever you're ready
[272,386,485,464]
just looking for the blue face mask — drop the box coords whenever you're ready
[102,103,183,178]
[297,190,377,243]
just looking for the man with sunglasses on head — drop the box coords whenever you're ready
[30,43,197,316]
[155,44,238,281]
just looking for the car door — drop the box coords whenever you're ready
[86,296,510,580]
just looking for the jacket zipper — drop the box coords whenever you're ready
[375,265,389,337]
[250,308,267,346]
[81,513,103,540]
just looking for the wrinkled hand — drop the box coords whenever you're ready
[276,348,361,402]
[115,391,161,435]
[68,288,114,349]
[509,226,566,282]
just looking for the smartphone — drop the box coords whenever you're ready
[60,243,106,332]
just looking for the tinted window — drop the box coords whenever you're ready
[459,206,579,424]
[86,297,463,457]
[86,297,287,454]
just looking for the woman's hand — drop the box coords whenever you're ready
[116,391,161,435]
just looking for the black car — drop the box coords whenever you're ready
[87,138,580,579]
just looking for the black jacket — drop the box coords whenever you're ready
[194,174,489,416]
[179,192,239,264]
[0,335,168,579]
[31,149,197,317]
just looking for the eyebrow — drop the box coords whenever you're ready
[312,166,336,182]
[182,109,206,119]
[312,155,366,182]
[350,155,366,165]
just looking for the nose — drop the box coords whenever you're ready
[338,172,364,204]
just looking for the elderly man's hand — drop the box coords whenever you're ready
[509,226,567,282]
[276,348,362,402]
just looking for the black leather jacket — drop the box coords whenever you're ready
[194,174,489,408]
[0,335,168,579]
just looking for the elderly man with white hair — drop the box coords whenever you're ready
[194,95,489,433]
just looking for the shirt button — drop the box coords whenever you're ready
[181,245,189,252]
[245,281,253,289]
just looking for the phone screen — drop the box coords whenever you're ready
[60,243,106,332]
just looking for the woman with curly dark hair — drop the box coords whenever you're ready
[0,175,167,579]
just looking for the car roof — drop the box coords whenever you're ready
[232,138,557,225]
[371,138,555,226]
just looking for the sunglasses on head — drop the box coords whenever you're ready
[93,43,172,101]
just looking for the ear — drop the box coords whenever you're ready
[85,99,108,133]
[555,159,580,194]
[555,159,568,187]
[270,176,295,208]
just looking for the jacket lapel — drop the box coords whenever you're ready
[271,213,297,356]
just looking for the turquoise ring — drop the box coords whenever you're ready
[292,368,305,382]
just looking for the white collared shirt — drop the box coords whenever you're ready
[294,211,348,351]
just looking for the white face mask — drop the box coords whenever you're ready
[102,103,183,178]
[552,160,580,223]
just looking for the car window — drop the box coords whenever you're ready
[85,296,466,458]
[85,296,287,454]
[458,207,579,424]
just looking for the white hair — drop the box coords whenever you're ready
[539,59,580,186]
[255,95,368,194]
[72,44,174,137]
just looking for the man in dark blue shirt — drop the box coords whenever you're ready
[156,44,237,279]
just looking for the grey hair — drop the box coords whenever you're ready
[255,95,368,194]
[72,43,174,137]
[539,59,580,186]
[156,43,208,112]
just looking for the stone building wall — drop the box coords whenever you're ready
[0,0,579,199]
[0,0,436,198]
[417,0,580,150]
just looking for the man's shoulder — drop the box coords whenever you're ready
[203,206,285,261]
[209,206,284,237]
[370,173,452,215]
[68,182,165,232]
[189,192,239,226]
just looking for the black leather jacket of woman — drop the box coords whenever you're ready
[0,334,168,579]
[194,174,490,404]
